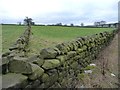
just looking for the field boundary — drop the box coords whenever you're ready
[1,28,119,89]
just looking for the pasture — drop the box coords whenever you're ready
[2,25,114,55]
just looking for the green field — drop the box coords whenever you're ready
[2,25,114,55]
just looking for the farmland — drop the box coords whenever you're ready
[2,25,114,55]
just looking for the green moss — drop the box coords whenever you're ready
[77,48,84,53]
[28,64,44,80]
[42,59,60,69]
[56,55,66,64]
[41,73,49,82]
[71,62,78,70]
[33,59,44,67]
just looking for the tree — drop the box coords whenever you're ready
[100,21,106,27]
[24,17,33,26]
[56,23,62,26]
[70,23,74,27]
[81,23,84,27]
[100,21,106,25]
[94,21,106,27]
[94,22,100,27]
[17,22,21,25]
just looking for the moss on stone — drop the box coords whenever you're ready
[41,73,49,82]
[28,64,44,80]
[42,59,60,69]
[77,48,84,53]
[33,58,44,67]
[56,55,66,65]
[70,62,78,70]
[66,51,76,60]
[8,59,33,74]
[40,48,58,59]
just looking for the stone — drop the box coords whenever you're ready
[60,79,67,88]
[58,72,65,82]
[2,73,28,88]
[9,46,18,51]
[25,85,32,88]
[78,38,85,45]
[53,47,61,55]
[41,73,49,82]
[66,44,71,52]
[78,52,86,58]
[32,58,44,67]
[28,64,44,80]
[2,52,10,57]
[69,42,74,51]
[77,48,84,53]
[8,59,32,74]
[82,45,88,51]
[47,72,59,85]
[73,55,81,61]
[40,48,58,59]
[27,55,38,62]
[8,58,44,75]
[1,64,8,74]
[2,57,9,74]
[56,44,68,54]
[49,82,61,88]
[2,57,9,65]
[66,51,76,60]
[68,59,74,65]
[39,72,58,88]
[56,55,66,64]
[70,62,78,70]
[76,40,82,48]
[42,59,60,69]
[65,43,71,52]
[31,80,41,88]
[63,61,69,69]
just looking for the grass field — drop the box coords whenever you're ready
[2,25,114,55]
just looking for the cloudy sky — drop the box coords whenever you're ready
[0,0,119,25]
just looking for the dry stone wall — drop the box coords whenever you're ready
[4,26,31,56]
[2,29,118,89]
[1,26,31,74]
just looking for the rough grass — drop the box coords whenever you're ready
[2,25,114,55]
[2,25,25,52]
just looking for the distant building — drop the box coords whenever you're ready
[95,23,118,28]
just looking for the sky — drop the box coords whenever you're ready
[0,0,119,25]
[118,1,120,22]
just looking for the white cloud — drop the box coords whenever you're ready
[0,0,119,25]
